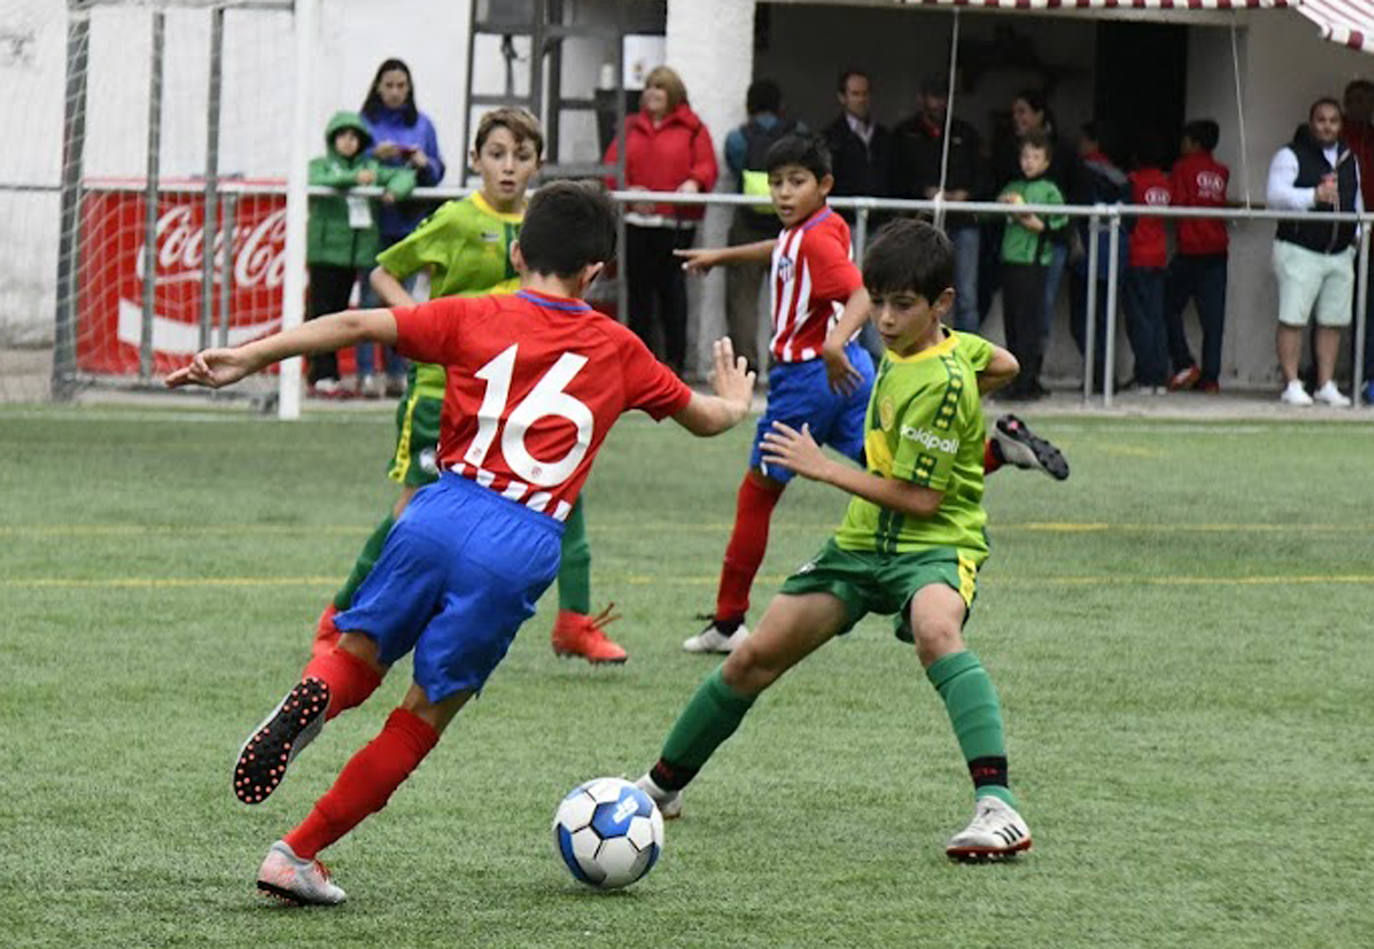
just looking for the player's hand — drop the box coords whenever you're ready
[821,340,862,395]
[760,421,830,481]
[355,169,377,186]
[676,247,724,275]
[164,348,256,389]
[409,150,429,169]
[373,142,401,161]
[708,337,755,416]
[381,191,397,205]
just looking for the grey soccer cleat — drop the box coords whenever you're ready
[256,840,347,906]
[991,414,1069,481]
[682,617,749,654]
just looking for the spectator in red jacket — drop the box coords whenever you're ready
[1164,119,1230,392]
[1341,78,1374,403]
[1123,131,1173,392]
[604,65,719,376]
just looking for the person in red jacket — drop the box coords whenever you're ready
[604,65,719,376]
[1164,120,1230,392]
[1123,131,1173,393]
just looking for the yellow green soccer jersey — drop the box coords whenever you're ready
[376,191,522,398]
[833,328,989,559]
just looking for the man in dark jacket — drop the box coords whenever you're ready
[1267,97,1362,406]
[823,69,893,227]
[892,74,985,330]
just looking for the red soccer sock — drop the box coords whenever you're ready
[301,646,383,721]
[714,472,784,623]
[283,708,439,860]
[983,438,1004,475]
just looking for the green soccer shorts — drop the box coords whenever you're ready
[779,539,981,642]
[387,390,443,487]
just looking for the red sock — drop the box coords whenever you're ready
[283,708,439,860]
[301,647,383,721]
[714,472,784,622]
[983,438,1003,475]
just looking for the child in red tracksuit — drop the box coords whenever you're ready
[1124,134,1173,392]
[1165,120,1230,392]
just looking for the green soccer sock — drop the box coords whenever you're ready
[653,666,757,789]
[331,513,396,612]
[926,650,1017,809]
[557,498,591,615]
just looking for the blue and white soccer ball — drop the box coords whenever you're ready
[553,777,664,889]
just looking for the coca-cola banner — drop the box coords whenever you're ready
[76,184,287,374]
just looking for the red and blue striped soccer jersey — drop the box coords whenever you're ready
[391,289,692,521]
[768,206,863,364]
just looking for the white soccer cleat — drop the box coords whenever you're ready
[945,796,1032,861]
[682,619,749,654]
[634,773,683,820]
[1281,380,1315,406]
[1313,380,1351,407]
[256,840,347,906]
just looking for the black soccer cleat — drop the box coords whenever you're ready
[991,414,1069,481]
[233,678,329,805]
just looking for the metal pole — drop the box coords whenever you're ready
[613,2,628,327]
[1083,212,1099,402]
[854,205,870,265]
[219,191,236,349]
[1354,219,1370,408]
[1103,211,1121,408]
[141,9,165,383]
[279,0,318,420]
[1230,18,1253,208]
[935,9,960,232]
[53,4,92,401]
[200,6,224,351]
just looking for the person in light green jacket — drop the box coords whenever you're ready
[996,131,1066,399]
[305,111,415,395]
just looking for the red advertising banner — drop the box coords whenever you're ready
[76,182,287,375]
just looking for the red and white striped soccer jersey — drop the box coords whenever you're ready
[768,206,864,363]
[391,289,692,521]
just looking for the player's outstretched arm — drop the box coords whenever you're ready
[978,345,1019,395]
[165,309,399,390]
[369,265,418,308]
[760,421,944,518]
[675,240,775,275]
[671,338,756,436]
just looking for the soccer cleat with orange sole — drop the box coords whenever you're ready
[550,604,628,664]
[256,840,346,906]
[945,796,1032,862]
[233,678,329,805]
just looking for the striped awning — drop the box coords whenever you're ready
[1296,0,1374,53]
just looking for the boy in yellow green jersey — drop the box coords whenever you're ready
[635,219,1033,861]
[314,108,628,664]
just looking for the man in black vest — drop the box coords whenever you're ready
[892,74,985,331]
[823,69,892,227]
[723,79,804,374]
[1267,97,1363,407]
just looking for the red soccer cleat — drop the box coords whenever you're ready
[310,603,341,660]
[551,604,628,664]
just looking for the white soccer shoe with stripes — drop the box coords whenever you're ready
[256,840,347,906]
[634,773,683,820]
[945,796,1032,861]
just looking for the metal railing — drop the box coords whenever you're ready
[41,178,1374,409]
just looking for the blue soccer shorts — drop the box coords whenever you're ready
[750,340,875,483]
[334,472,564,702]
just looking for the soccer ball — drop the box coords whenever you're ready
[552,777,664,889]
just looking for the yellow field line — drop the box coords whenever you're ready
[5,574,1374,591]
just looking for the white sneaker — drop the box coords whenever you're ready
[256,840,347,905]
[1280,380,1314,406]
[634,773,683,819]
[359,373,384,399]
[682,619,748,654]
[1313,381,1352,407]
[945,796,1032,861]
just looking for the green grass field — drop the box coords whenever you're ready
[2,403,1372,948]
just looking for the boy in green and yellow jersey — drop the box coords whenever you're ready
[635,219,1034,861]
[313,108,629,664]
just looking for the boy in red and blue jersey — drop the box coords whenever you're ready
[677,135,876,653]
[166,182,755,906]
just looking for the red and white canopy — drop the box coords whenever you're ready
[1296,0,1374,54]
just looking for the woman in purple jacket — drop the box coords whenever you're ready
[356,58,447,397]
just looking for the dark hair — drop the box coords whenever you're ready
[763,134,832,179]
[1309,97,1343,122]
[1132,128,1170,169]
[1182,118,1220,152]
[862,219,954,303]
[1344,78,1374,99]
[746,78,782,116]
[473,107,545,157]
[361,58,418,126]
[1013,88,1055,139]
[836,68,870,94]
[518,181,617,277]
[1020,129,1052,155]
[919,74,949,97]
